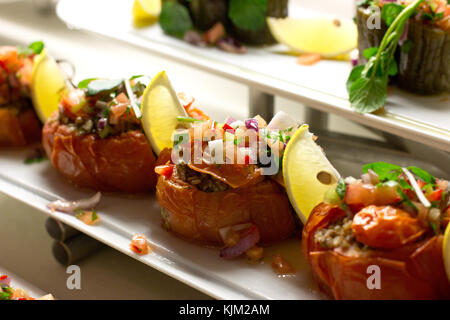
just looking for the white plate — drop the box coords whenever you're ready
[56,0,450,152]
[0,148,323,300]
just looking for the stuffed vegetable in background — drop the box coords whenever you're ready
[354,0,449,96]
[159,0,289,50]
[0,43,43,146]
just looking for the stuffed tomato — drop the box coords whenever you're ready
[155,112,298,255]
[0,44,42,147]
[42,77,157,192]
[303,162,450,299]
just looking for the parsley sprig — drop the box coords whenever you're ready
[347,0,425,114]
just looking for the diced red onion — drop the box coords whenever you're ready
[224,116,236,125]
[0,275,11,286]
[217,37,247,54]
[219,225,260,259]
[245,118,258,131]
[218,223,253,243]
[184,30,206,47]
[47,192,101,214]
[97,118,107,130]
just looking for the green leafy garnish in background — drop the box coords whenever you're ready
[362,161,436,190]
[228,0,268,31]
[381,3,405,26]
[346,0,424,114]
[18,41,44,57]
[159,1,193,37]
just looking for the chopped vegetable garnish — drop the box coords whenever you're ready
[130,234,150,255]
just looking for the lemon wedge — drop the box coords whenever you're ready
[132,0,161,23]
[141,71,188,155]
[283,125,340,224]
[267,17,357,58]
[444,224,450,283]
[30,49,67,123]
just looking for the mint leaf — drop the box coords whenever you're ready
[86,79,123,96]
[229,0,267,31]
[29,41,44,55]
[349,75,388,114]
[407,166,436,185]
[387,59,398,76]
[381,3,405,26]
[346,65,364,92]
[362,162,402,181]
[159,1,192,38]
[363,47,378,60]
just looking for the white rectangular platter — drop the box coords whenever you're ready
[0,147,323,300]
[56,0,450,152]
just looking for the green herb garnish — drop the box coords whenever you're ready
[0,291,11,300]
[91,210,98,222]
[228,0,267,31]
[346,0,425,114]
[159,1,192,38]
[430,222,438,235]
[18,41,44,57]
[24,155,47,165]
[336,178,347,199]
[98,124,111,139]
[397,187,418,212]
[362,162,402,181]
[381,3,405,26]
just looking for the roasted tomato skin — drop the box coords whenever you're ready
[302,203,450,300]
[155,149,295,245]
[352,205,425,249]
[42,112,156,192]
[0,108,41,147]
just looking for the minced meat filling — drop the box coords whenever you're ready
[314,217,367,252]
[176,163,229,193]
[57,112,140,137]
